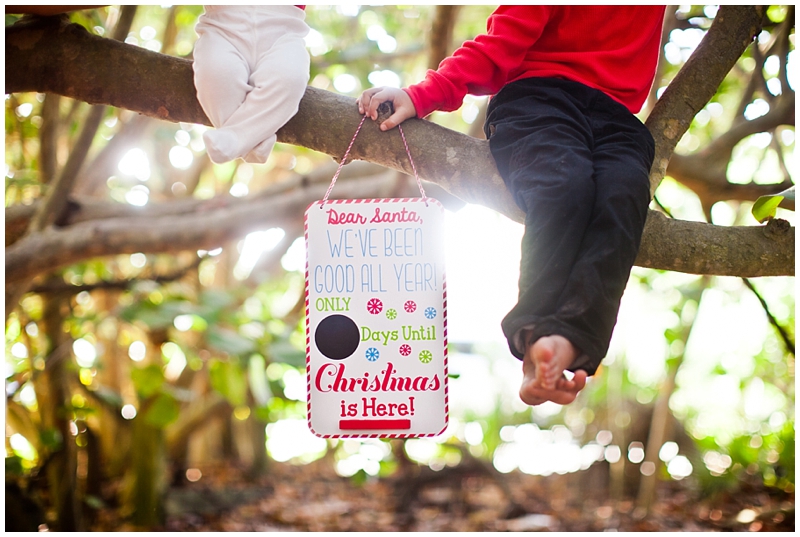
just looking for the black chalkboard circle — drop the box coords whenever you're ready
[314,314,360,360]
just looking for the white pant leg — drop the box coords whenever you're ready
[240,34,310,163]
[202,7,310,164]
[193,10,253,142]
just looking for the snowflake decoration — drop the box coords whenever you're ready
[386,308,397,320]
[366,298,383,315]
[365,347,380,362]
[399,344,412,357]
[418,350,433,364]
[424,307,437,319]
[404,300,417,313]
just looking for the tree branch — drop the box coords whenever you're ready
[742,278,795,356]
[5,171,423,284]
[27,6,137,231]
[646,5,765,194]
[28,256,204,295]
[4,7,794,282]
[666,91,795,211]
[5,160,390,245]
[428,5,461,70]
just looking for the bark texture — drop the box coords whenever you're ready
[4,7,795,281]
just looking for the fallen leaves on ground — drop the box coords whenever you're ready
[93,458,794,532]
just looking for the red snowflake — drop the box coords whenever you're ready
[399,344,412,356]
[404,300,417,313]
[367,298,383,315]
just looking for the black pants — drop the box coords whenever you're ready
[485,77,655,375]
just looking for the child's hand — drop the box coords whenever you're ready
[357,87,417,131]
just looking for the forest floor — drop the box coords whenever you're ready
[94,458,794,532]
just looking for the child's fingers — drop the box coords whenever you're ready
[378,102,415,131]
[378,112,405,131]
[364,88,395,119]
[357,87,383,115]
[358,88,415,128]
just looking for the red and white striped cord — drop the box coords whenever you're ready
[321,114,426,206]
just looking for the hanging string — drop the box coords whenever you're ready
[321,115,367,206]
[321,114,427,206]
[398,123,427,201]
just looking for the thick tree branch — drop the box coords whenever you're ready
[4,7,794,281]
[646,6,765,194]
[5,161,391,246]
[5,172,422,284]
[663,7,795,213]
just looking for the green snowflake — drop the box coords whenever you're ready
[418,350,433,364]
[386,308,397,320]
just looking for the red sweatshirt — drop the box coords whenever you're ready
[405,5,666,116]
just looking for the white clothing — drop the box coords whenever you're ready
[193,5,310,164]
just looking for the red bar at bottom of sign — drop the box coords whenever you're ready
[339,419,411,430]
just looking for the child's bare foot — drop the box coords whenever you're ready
[530,334,579,390]
[518,333,587,406]
[519,369,588,406]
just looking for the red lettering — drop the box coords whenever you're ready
[428,375,440,391]
[389,376,413,391]
[332,364,353,392]
[315,362,441,394]
[380,362,396,391]
[326,208,367,225]
[315,363,338,392]
[361,397,413,417]
[369,206,421,224]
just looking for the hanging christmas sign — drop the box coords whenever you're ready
[305,197,448,438]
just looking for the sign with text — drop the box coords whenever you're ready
[305,198,448,438]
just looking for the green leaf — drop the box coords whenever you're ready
[142,392,180,428]
[269,340,306,367]
[253,405,271,423]
[752,186,794,223]
[248,354,272,407]
[84,495,107,509]
[91,385,124,409]
[207,326,256,356]
[131,364,165,398]
[119,300,193,330]
[200,289,235,311]
[39,428,63,451]
[209,359,247,406]
[5,455,24,476]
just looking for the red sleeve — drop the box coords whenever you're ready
[405,6,553,118]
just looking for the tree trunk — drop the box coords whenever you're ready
[636,278,708,515]
[129,417,165,527]
[38,290,83,531]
